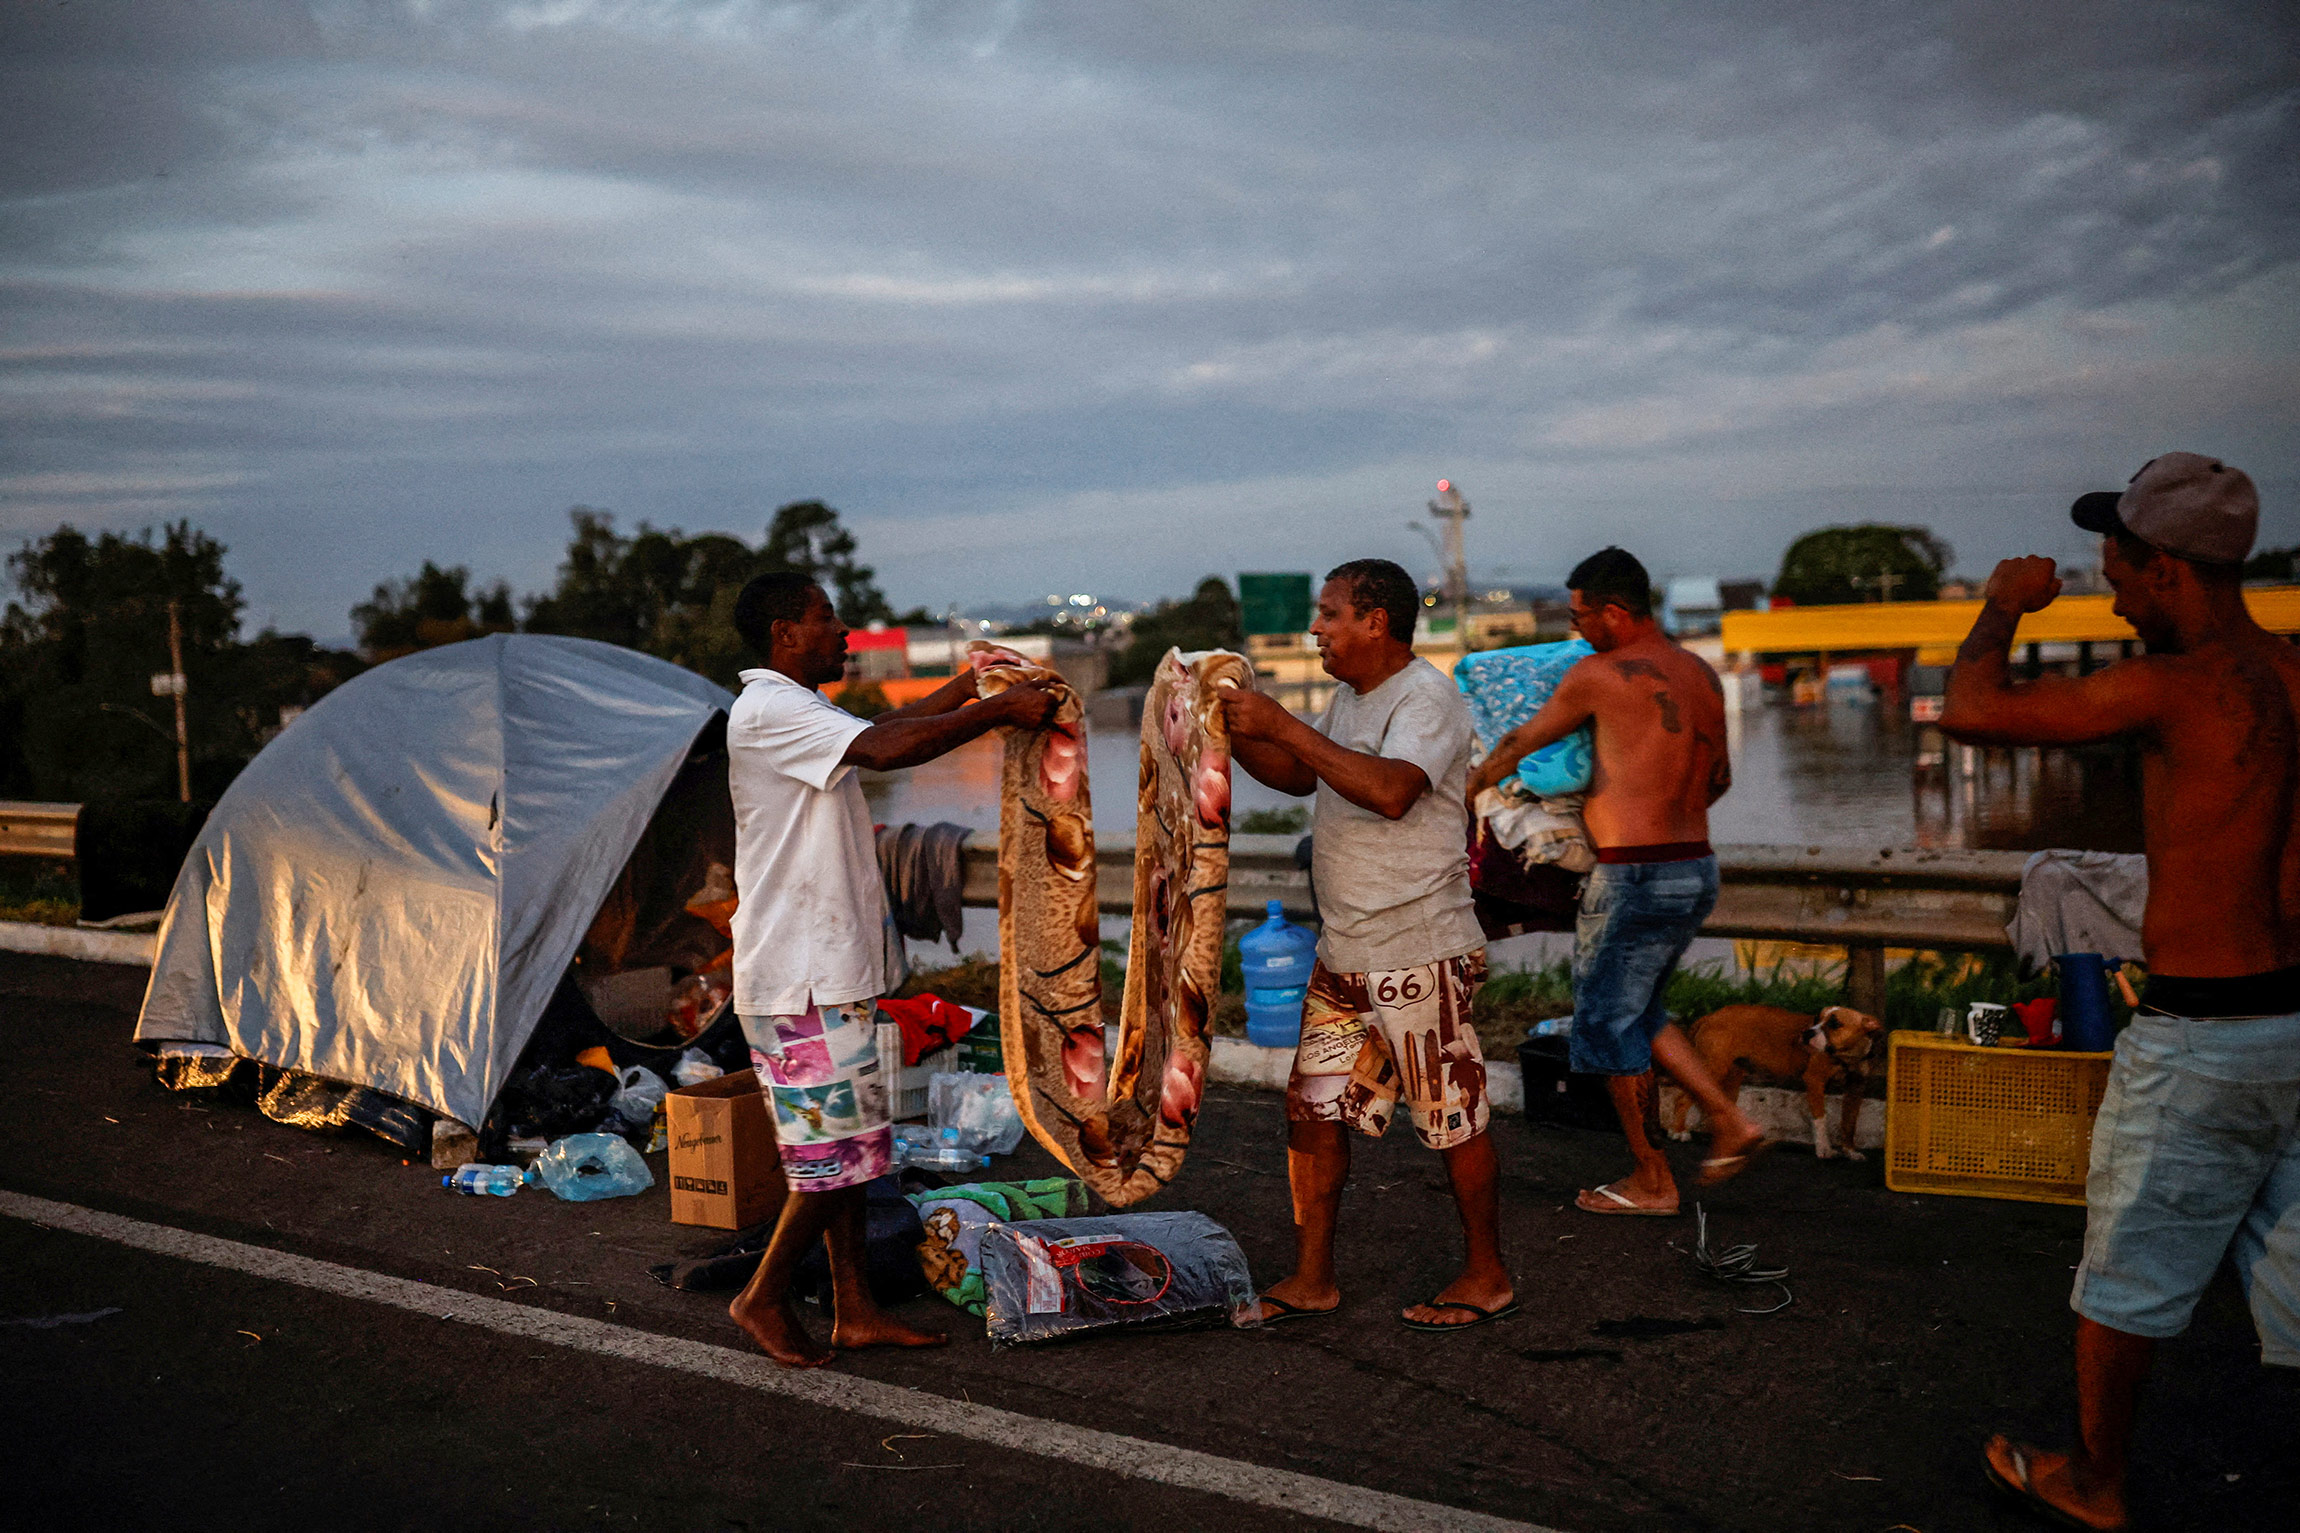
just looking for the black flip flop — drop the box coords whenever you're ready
[1256,1295,1339,1325]
[1400,1298,1521,1333]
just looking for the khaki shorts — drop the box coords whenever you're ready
[1286,951,1489,1150]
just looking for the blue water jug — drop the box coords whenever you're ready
[1239,900,1318,1048]
[2056,953,2117,1052]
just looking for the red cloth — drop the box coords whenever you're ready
[876,994,979,1066]
[1468,824,1580,939]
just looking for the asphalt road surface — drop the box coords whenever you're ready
[3,950,2292,1531]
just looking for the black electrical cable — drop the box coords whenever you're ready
[1683,1203,1793,1315]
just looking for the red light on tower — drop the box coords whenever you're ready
[1436,479,1452,493]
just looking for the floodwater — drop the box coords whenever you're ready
[859,692,2143,854]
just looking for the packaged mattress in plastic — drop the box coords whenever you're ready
[979,1211,1261,1346]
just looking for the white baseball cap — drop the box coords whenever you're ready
[2071,452,2258,565]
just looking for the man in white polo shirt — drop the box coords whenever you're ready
[723,572,1057,1368]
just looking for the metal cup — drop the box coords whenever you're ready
[1935,1006,1962,1036]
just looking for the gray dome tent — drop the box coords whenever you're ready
[135,635,736,1132]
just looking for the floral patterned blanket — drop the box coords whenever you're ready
[969,642,1246,1207]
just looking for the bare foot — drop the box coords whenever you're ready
[728,1293,834,1369]
[1984,1435,2128,1530]
[1254,1272,1340,1323]
[830,1310,949,1351]
[1400,1269,1514,1328]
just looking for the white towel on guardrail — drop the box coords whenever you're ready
[2007,849,2147,974]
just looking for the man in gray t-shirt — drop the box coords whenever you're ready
[1224,559,1514,1334]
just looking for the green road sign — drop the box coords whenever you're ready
[1238,572,1312,636]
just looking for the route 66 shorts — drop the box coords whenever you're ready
[739,1000,892,1193]
[1285,951,1490,1151]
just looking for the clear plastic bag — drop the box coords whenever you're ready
[605,1065,669,1134]
[979,1212,1260,1346]
[928,1072,1026,1158]
[528,1131,656,1201]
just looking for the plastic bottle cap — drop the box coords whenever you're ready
[1266,899,1283,919]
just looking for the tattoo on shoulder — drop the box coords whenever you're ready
[1655,692,1682,733]
[1614,658,1666,681]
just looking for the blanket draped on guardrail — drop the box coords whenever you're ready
[970,642,1248,1206]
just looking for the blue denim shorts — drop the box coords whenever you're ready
[1570,855,1719,1076]
[2071,1009,2300,1364]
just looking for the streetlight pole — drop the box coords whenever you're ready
[1428,479,1471,651]
[165,599,190,802]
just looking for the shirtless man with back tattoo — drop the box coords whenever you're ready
[1467,546,1765,1216]
[1942,454,2300,1531]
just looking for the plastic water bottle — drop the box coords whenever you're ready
[892,1124,990,1173]
[442,1163,523,1197]
[1531,1015,1573,1038]
[1239,900,1318,1048]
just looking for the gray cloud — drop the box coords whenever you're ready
[2,0,2295,634]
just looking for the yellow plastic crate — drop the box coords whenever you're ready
[1885,1031,2113,1205]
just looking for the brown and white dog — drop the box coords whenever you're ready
[1662,1003,1883,1160]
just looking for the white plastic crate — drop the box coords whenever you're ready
[876,1022,956,1121]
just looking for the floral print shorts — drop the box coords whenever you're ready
[739,1000,891,1193]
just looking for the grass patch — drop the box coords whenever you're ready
[0,860,80,926]
[897,941,2074,1061]
[1236,806,1309,835]
[1469,949,2067,1059]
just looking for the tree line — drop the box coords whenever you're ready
[0,497,1244,806]
[348,500,932,683]
[21,500,2269,808]
[0,501,905,804]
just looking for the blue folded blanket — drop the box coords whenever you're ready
[1454,639,1596,797]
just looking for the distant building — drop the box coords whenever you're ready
[845,626,910,681]
[903,628,1107,695]
[1661,577,1723,637]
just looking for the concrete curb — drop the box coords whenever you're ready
[1209,1036,1525,1114]
[0,920,156,966]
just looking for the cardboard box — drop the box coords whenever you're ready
[665,1070,786,1229]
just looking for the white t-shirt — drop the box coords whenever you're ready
[726,668,888,1016]
[1310,657,1484,974]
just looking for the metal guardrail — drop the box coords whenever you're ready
[0,802,78,859]
[959,832,2028,1015]
[10,789,2020,1014]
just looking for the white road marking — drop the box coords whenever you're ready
[1,1190,1559,1533]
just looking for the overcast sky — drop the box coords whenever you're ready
[4,0,2295,638]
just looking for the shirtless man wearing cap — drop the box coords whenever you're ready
[1941,453,2300,1531]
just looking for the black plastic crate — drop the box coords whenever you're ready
[1517,1034,1618,1131]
